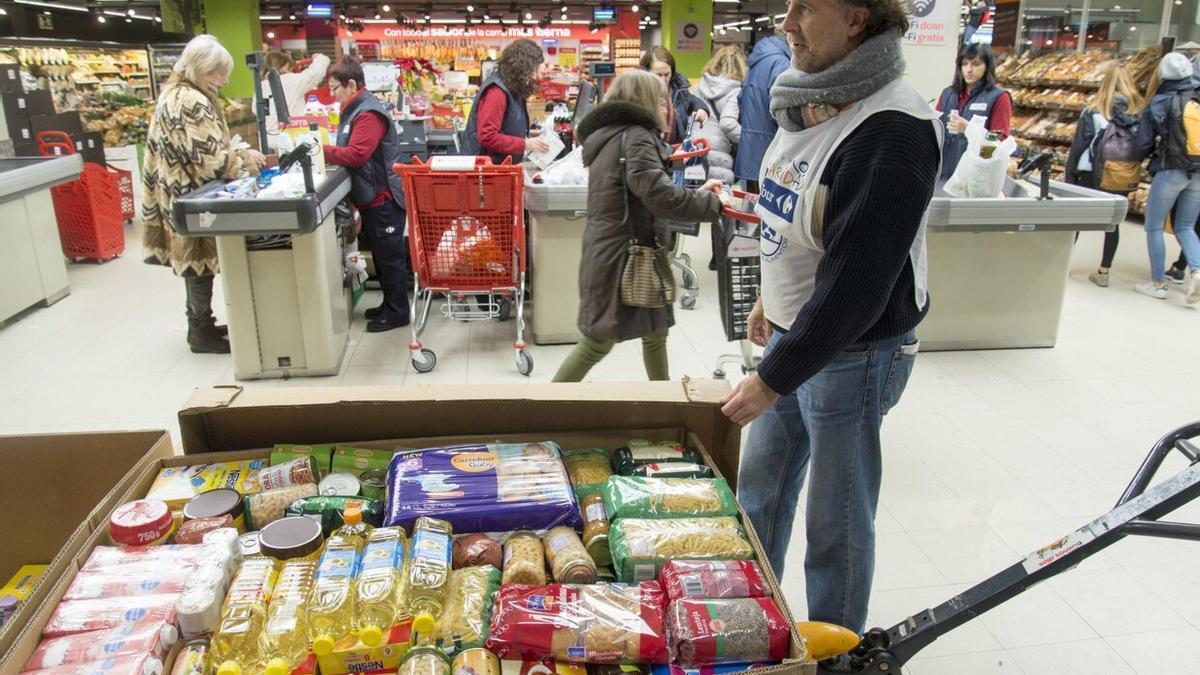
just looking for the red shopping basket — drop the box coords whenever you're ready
[37,131,128,262]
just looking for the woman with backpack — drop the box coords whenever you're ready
[693,46,746,185]
[1133,52,1200,303]
[1065,65,1143,288]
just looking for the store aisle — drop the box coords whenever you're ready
[1,221,1198,673]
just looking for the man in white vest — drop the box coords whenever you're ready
[720,0,942,637]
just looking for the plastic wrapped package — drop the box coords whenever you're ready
[244,456,320,493]
[563,449,613,497]
[283,495,384,535]
[628,463,714,480]
[174,515,235,545]
[485,583,669,664]
[602,478,737,520]
[609,518,754,582]
[658,561,772,602]
[176,583,223,640]
[667,598,791,667]
[42,595,179,639]
[81,546,205,573]
[502,531,548,586]
[612,443,703,477]
[433,565,501,653]
[453,534,503,570]
[648,664,773,675]
[24,621,176,670]
[62,565,193,601]
[244,483,319,530]
[21,652,164,675]
[385,442,582,533]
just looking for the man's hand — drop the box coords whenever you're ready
[746,296,772,348]
[694,109,709,125]
[720,373,779,426]
[699,178,723,194]
[525,135,551,155]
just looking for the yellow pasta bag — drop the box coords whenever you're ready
[433,565,501,654]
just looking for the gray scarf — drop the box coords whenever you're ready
[770,29,906,132]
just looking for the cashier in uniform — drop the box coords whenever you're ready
[935,43,1012,180]
[323,56,410,333]
[461,39,551,162]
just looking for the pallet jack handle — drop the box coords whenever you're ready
[823,420,1200,673]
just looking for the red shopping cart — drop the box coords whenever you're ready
[711,190,763,379]
[393,156,532,376]
[36,131,131,263]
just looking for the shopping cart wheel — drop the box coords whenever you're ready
[515,350,534,377]
[412,348,437,374]
[499,299,513,322]
[680,294,697,310]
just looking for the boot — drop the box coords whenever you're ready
[199,315,229,338]
[188,318,230,354]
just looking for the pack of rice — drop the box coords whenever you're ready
[602,477,738,520]
[433,564,501,654]
[611,442,704,477]
[667,598,791,666]
[609,517,754,582]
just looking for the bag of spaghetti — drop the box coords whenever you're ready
[608,517,754,583]
[602,477,737,520]
[433,564,501,654]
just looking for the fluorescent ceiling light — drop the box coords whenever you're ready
[15,0,88,12]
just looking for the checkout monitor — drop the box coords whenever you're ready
[573,80,597,129]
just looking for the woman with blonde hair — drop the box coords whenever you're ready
[694,45,747,184]
[552,70,724,382]
[142,35,266,354]
[1065,64,1143,287]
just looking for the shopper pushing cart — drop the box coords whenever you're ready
[394,156,532,376]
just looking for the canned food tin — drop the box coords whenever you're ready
[399,646,451,675]
[319,472,361,496]
[359,468,388,501]
[109,499,175,547]
[170,638,210,675]
[452,649,500,675]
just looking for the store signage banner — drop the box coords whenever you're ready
[675,21,707,53]
[902,0,954,46]
[359,25,593,40]
[991,0,1020,50]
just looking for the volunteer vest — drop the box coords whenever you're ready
[461,74,530,164]
[937,83,1007,179]
[336,91,406,209]
[756,78,943,331]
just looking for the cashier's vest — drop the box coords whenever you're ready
[336,91,406,210]
[460,75,530,164]
[937,83,1008,179]
[756,78,942,331]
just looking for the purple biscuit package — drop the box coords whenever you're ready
[384,440,584,533]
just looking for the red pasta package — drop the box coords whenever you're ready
[667,598,791,667]
[658,561,772,602]
[486,583,669,664]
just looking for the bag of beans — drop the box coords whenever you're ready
[666,598,791,667]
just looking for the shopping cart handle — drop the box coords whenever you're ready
[35,131,76,158]
[670,137,711,161]
[722,205,760,224]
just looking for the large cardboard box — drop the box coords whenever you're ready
[0,430,173,659]
[0,383,817,674]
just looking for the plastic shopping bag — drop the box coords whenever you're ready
[430,218,508,279]
[540,146,587,186]
[944,117,1018,199]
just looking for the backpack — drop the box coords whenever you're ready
[1091,113,1141,193]
[1169,88,1200,170]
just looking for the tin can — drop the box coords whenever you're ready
[399,645,451,675]
[452,649,500,675]
[319,472,361,496]
[170,638,210,675]
[359,468,388,501]
[109,499,175,547]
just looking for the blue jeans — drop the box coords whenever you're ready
[737,330,918,633]
[1144,170,1200,282]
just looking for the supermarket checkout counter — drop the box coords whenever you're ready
[525,183,588,344]
[172,167,354,380]
[0,154,82,324]
[920,176,1128,351]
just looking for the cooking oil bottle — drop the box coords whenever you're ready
[406,517,454,641]
[212,557,280,675]
[356,526,408,647]
[307,506,371,656]
[261,560,318,675]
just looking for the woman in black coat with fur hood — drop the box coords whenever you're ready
[552,70,724,382]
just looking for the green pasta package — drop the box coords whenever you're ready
[433,564,502,654]
[602,477,738,520]
[609,517,755,583]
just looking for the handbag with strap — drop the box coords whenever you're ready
[616,130,677,309]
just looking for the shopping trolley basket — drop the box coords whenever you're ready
[712,190,762,379]
[36,131,130,263]
[393,155,532,376]
[664,134,711,310]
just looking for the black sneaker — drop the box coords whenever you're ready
[366,314,411,333]
[1166,265,1186,285]
[364,304,386,320]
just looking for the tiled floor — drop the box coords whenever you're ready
[2,221,1199,673]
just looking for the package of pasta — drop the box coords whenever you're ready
[563,448,614,497]
[602,477,737,520]
[667,598,791,667]
[485,583,670,664]
[659,561,772,602]
[384,441,582,533]
[433,564,501,654]
[628,463,714,480]
[609,518,754,583]
[612,442,703,476]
